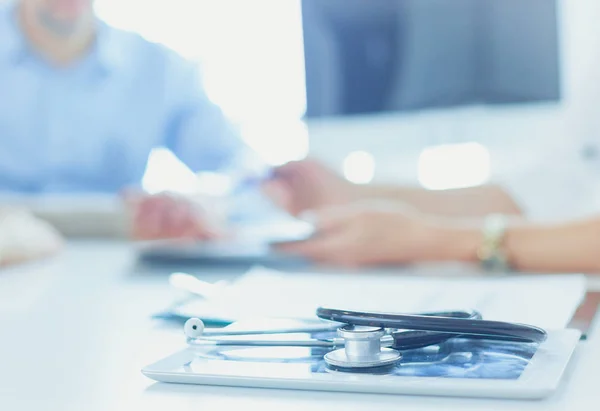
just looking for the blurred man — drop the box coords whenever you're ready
[263,159,600,274]
[0,0,254,241]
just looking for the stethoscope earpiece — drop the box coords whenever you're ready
[184,318,205,339]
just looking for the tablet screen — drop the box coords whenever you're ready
[183,337,539,381]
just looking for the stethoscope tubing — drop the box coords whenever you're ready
[185,308,547,351]
[316,308,548,344]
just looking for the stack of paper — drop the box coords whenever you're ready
[172,267,587,330]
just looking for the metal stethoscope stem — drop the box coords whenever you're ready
[184,318,402,368]
[186,333,396,349]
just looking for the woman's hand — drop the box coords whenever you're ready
[261,158,360,216]
[274,201,455,267]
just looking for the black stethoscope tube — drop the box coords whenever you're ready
[317,307,548,344]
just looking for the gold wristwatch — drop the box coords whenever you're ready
[477,214,510,272]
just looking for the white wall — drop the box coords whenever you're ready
[96,0,309,166]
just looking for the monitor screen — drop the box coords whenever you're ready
[301,0,561,118]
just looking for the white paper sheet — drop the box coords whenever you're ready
[174,267,588,330]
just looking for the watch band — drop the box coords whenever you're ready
[477,214,510,272]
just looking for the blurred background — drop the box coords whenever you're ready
[91,0,599,219]
[3,0,600,224]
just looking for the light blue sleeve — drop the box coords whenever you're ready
[161,54,275,222]
[162,57,253,173]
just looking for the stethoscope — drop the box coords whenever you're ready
[183,307,547,370]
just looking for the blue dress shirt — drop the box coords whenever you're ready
[0,2,247,194]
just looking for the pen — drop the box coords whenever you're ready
[231,167,276,193]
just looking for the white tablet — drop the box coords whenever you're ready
[136,219,314,266]
[142,329,581,400]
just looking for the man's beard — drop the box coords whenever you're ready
[37,9,84,38]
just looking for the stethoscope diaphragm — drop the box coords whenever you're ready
[323,325,402,368]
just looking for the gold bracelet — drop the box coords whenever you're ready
[477,214,510,272]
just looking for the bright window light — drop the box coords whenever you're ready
[95,0,308,188]
[141,148,199,195]
[343,151,376,184]
[418,142,491,190]
[240,119,310,166]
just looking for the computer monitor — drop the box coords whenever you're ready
[301,0,561,118]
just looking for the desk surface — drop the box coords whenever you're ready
[1,241,599,411]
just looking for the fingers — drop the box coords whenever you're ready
[302,204,361,232]
[275,229,349,260]
[158,197,194,239]
[131,195,168,240]
[128,193,221,241]
[270,159,313,178]
[274,206,360,264]
[260,180,296,215]
[276,232,367,268]
[271,157,333,178]
[263,163,314,216]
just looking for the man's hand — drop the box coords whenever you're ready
[124,191,225,241]
[261,158,360,216]
[273,200,446,267]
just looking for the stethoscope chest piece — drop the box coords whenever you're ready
[324,325,401,369]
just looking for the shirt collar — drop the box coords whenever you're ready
[0,1,126,74]
[92,21,128,75]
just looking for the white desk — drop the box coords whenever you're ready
[0,241,599,411]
